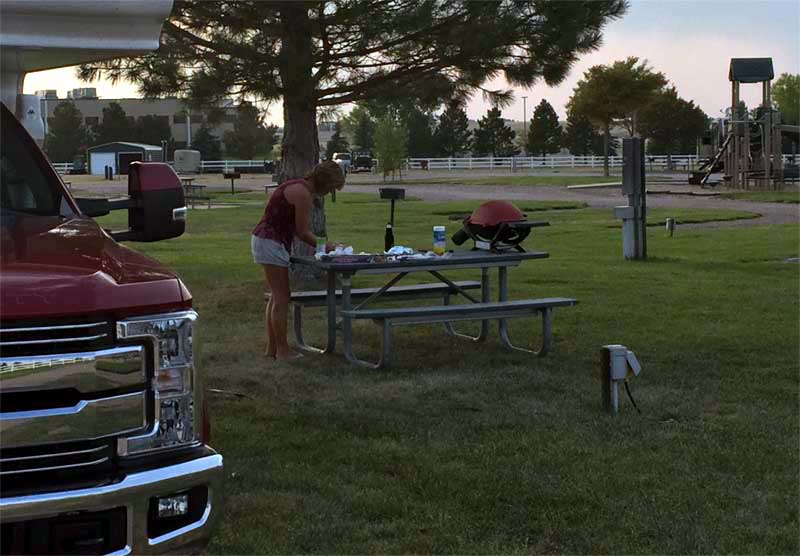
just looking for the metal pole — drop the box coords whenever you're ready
[186,109,192,148]
[522,96,528,155]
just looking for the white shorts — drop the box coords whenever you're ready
[251,235,290,267]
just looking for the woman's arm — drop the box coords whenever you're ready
[287,185,317,247]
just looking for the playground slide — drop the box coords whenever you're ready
[690,134,731,185]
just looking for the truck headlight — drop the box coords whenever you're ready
[116,311,201,455]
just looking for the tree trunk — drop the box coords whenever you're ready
[278,4,324,287]
[603,124,610,177]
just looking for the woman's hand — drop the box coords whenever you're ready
[325,241,347,253]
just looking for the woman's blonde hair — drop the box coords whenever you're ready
[305,160,345,193]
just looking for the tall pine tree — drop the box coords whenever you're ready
[561,111,594,156]
[325,121,350,159]
[473,107,518,157]
[92,102,134,145]
[44,101,91,162]
[134,114,173,146]
[191,125,222,160]
[433,100,471,157]
[223,101,278,159]
[527,99,562,156]
[344,105,376,153]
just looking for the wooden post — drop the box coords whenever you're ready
[762,80,772,190]
[731,82,740,189]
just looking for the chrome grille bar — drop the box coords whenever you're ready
[0,445,106,463]
[0,456,110,476]
[1,334,108,347]
[0,322,107,333]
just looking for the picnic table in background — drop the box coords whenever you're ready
[179,177,210,208]
[290,250,576,368]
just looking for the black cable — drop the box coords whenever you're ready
[624,381,642,414]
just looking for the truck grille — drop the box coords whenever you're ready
[0,319,114,358]
[0,440,116,496]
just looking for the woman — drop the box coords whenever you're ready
[252,161,345,360]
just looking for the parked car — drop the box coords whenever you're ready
[332,152,352,174]
[352,154,374,173]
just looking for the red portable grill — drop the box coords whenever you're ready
[450,200,549,252]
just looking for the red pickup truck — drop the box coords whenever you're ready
[0,98,223,553]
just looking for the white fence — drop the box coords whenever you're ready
[199,160,270,173]
[405,155,701,171]
[51,155,798,175]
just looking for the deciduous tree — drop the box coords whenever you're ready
[374,115,408,181]
[772,73,799,125]
[527,99,562,156]
[566,57,666,175]
[638,86,707,156]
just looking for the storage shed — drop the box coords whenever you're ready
[87,142,163,175]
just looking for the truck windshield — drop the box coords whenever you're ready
[0,107,71,217]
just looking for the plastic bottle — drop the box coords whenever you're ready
[433,225,446,255]
[316,235,327,255]
[384,224,394,252]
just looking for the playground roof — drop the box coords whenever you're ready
[729,58,774,83]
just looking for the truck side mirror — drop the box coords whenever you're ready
[126,162,187,242]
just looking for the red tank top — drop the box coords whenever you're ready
[252,179,303,250]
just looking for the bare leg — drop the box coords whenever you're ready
[263,264,299,360]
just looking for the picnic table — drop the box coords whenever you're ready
[290,250,576,368]
[180,178,210,208]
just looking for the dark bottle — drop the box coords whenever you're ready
[384,223,394,252]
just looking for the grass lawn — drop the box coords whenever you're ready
[101,194,798,554]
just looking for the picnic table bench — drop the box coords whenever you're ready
[266,280,481,353]
[265,184,278,195]
[183,183,210,208]
[342,297,577,368]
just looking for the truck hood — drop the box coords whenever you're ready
[0,213,190,320]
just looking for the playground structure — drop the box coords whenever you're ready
[691,58,799,189]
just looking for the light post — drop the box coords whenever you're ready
[521,96,528,155]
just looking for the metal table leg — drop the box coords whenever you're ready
[341,273,383,368]
[443,267,490,341]
[294,270,337,354]
[325,270,337,354]
[498,266,548,355]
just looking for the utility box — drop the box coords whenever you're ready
[600,344,642,415]
[174,149,202,174]
[614,138,647,260]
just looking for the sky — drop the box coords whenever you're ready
[22,0,800,126]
